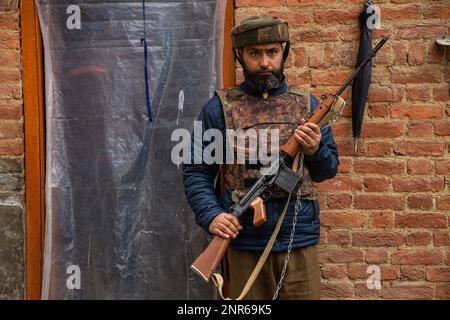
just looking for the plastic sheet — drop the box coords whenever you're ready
[38,0,225,299]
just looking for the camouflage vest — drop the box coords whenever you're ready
[216,86,317,202]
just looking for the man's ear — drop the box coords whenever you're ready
[234,48,244,67]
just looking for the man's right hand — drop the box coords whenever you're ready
[208,213,243,239]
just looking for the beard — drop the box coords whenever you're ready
[242,63,284,93]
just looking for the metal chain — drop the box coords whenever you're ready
[272,152,304,300]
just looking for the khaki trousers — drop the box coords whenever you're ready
[222,245,321,300]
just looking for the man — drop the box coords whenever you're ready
[183,16,339,299]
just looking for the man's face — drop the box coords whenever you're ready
[240,42,285,92]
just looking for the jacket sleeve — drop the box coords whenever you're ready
[303,94,340,182]
[182,95,226,233]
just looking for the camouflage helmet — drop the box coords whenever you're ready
[231,16,290,49]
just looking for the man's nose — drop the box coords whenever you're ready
[259,53,270,69]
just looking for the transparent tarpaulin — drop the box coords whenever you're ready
[37,0,225,299]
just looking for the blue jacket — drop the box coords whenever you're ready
[183,79,339,251]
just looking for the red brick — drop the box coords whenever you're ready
[0,49,19,66]
[365,141,392,157]
[382,5,422,21]
[367,86,403,102]
[327,229,351,245]
[311,69,352,86]
[392,41,408,65]
[407,42,427,65]
[0,30,19,49]
[0,120,22,138]
[363,177,389,192]
[0,84,21,99]
[425,267,450,282]
[406,159,432,175]
[433,85,449,101]
[0,12,18,30]
[436,196,450,210]
[434,121,450,136]
[406,86,432,101]
[407,195,433,210]
[316,176,363,192]
[321,212,365,228]
[355,283,381,298]
[292,28,338,43]
[313,8,359,24]
[320,264,348,279]
[0,67,20,83]
[267,10,313,25]
[292,47,307,67]
[382,285,434,299]
[428,40,446,64]
[0,137,22,155]
[366,248,389,264]
[395,213,447,228]
[335,139,363,156]
[391,103,442,119]
[355,195,404,210]
[393,177,444,192]
[368,104,389,118]
[348,264,397,281]
[0,103,21,120]
[394,141,445,156]
[353,231,403,247]
[321,281,354,299]
[400,266,424,281]
[235,0,283,7]
[338,157,352,173]
[396,24,448,40]
[354,159,404,174]
[391,68,442,83]
[373,44,393,66]
[327,194,352,209]
[286,0,361,6]
[435,159,450,174]
[362,122,404,138]
[391,249,442,265]
[433,231,450,247]
[331,122,351,137]
[368,211,394,228]
[323,42,357,67]
[424,5,450,19]
[436,285,450,299]
[319,247,364,264]
[405,231,432,246]
[407,121,434,137]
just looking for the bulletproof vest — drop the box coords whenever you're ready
[216,86,317,202]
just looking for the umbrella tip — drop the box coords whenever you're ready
[354,138,359,156]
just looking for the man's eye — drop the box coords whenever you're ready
[250,51,259,58]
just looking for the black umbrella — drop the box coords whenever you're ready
[352,1,376,155]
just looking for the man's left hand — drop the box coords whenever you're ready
[294,119,322,156]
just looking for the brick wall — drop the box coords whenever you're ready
[0,0,24,299]
[236,0,449,299]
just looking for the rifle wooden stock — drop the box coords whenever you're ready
[280,95,336,157]
[190,236,231,282]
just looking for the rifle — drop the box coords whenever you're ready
[190,37,389,282]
